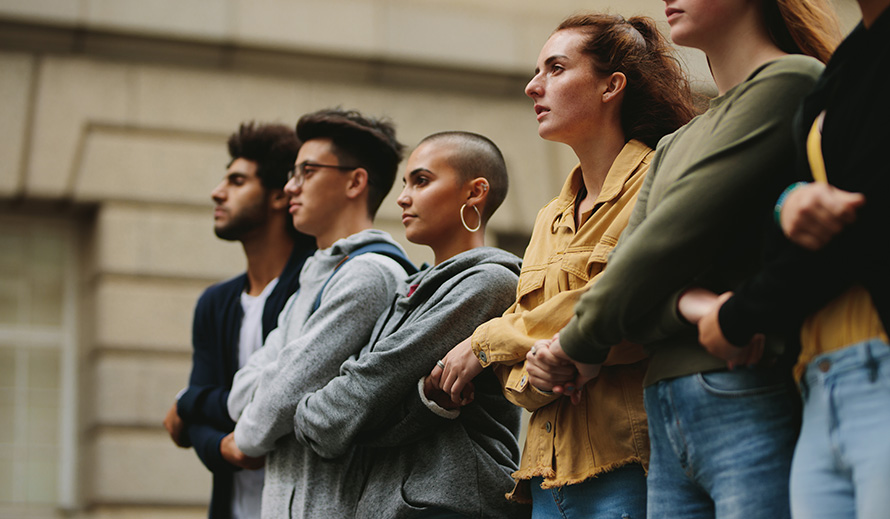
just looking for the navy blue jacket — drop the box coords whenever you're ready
[177,243,314,519]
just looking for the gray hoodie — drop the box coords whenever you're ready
[228,229,410,519]
[294,247,529,518]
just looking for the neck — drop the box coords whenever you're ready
[432,231,485,266]
[240,221,295,296]
[315,206,374,250]
[569,126,625,203]
[860,0,890,27]
[703,13,787,95]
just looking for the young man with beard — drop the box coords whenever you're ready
[225,108,413,518]
[163,122,316,519]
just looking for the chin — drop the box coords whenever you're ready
[404,230,422,245]
[292,218,312,236]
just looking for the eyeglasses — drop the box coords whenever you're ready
[286,161,359,187]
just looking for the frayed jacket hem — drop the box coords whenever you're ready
[505,455,646,503]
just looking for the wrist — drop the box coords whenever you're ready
[717,297,754,347]
[774,182,809,226]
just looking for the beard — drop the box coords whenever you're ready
[213,200,267,241]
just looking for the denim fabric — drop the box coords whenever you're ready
[529,463,646,519]
[644,367,799,519]
[790,339,890,519]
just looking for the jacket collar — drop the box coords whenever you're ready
[552,139,651,231]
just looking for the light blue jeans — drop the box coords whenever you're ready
[790,339,890,519]
[530,463,647,519]
[644,367,799,519]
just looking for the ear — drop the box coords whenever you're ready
[602,72,627,104]
[344,167,369,200]
[267,188,289,211]
[464,177,489,210]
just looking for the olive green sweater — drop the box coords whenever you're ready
[560,55,824,386]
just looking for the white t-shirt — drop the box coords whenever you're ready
[232,277,279,519]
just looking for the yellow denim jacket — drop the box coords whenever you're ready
[471,140,652,501]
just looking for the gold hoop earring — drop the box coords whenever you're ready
[460,204,481,232]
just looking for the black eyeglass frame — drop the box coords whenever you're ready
[286,161,359,186]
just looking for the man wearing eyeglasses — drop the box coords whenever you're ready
[225,108,414,518]
[163,122,316,519]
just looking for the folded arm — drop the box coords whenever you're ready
[293,265,517,458]
[233,258,402,457]
[560,69,821,363]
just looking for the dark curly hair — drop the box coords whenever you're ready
[227,122,301,190]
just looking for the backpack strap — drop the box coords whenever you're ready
[311,243,417,313]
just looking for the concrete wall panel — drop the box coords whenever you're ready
[88,428,210,505]
[93,275,207,351]
[0,52,33,197]
[91,352,190,425]
[94,203,243,280]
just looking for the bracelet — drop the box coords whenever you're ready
[774,181,809,226]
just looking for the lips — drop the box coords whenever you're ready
[534,104,550,121]
[665,7,682,21]
[289,201,302,214]
[401,213,416,225]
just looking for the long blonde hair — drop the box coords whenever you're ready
[764,0,843,64]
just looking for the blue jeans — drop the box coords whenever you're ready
[790,339,890,519]
[644,367,799,519]
[529,463,647,519]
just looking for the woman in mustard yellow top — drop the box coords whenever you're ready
[428,13,695,518]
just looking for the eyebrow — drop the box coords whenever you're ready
[535,54,569,74]
[403,167,433,184]
[409,167,434,177]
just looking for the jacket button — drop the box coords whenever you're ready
[544,421,552,433]
[479,351,488,363]
[818,359,831,373]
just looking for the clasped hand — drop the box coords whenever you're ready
[680,288,764,369]
[526,334,600,405]
[220,432,265,470]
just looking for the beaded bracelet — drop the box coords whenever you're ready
[774,181,809,226]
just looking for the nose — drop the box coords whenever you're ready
[284,175,300,196]
[525,74,542,99]
[210,180,226,203]
[396,186,410,209]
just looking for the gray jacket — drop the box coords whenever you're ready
[228,229,410,519]
[294,247,529,518]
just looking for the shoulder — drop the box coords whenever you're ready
[332,252,407,293]
[197,273,245,309]
[447,251,521,293]
[744,55,823,92]
[467,263,520,299]
[716,56,822,122]
[762,54,824,78]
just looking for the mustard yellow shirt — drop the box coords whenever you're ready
[471,140,652,500]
